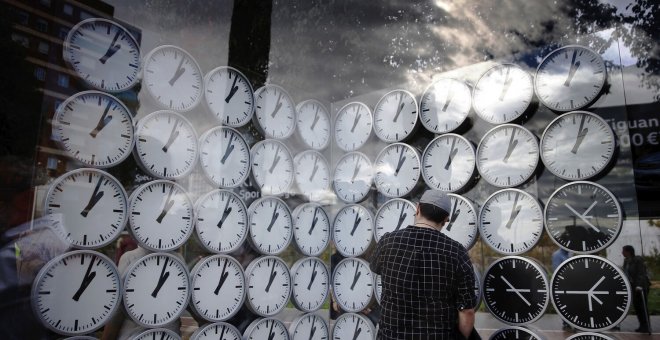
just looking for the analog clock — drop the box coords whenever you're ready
[134,110,199,179]
[374,143,421,198]
[62,337,98,340]
[194,189,248,253]
[421,134,476,193]
[53,91,135,168]
[130,328,181,340]
[294,150,330,201]
[290,257,330,312]
[122,252,190,327]
[289,313,330,340]
[199,126,250,188]
[244,318,290,340]
[441,194,478,250]
[374,274,382,304]
[334,102,373,152]
[332,151,373,203]
[296,99,331,150]
[204,66,255,127]
[128,180,194,251]
[292,203,330,257]
[244,256,292,317]
[189,255,245,322]
[476,124,539,188]
[332,258,374,312]
[473,265,482,309]
[419,78,472,134]
[333,204,373,257]
[191,322,242,340]
[544,181,622,254]
[373,89,418,142]
[482,256,549,325]
[540,111,616,180]
[45,168,127,249]
[248,196,293,255]
[489,326,543,340]
[566,333,616,340]
[63,18,139,92]
[551,255,631,331]
[332,313,376,340]
[31,250,121,336]
[479,189,544,255]
[473,63,534,124]
[374,198,416,242]
[535,45,607,112]
[254,84,296,139]
[142,45,203,111]
[251,139,294,196]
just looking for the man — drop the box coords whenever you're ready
[370,190,476,339]
[622,245,651,333]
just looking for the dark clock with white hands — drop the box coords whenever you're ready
[489,326,543,340]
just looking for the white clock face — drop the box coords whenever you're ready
[132,328,181,340]
[535,45,607,112]
[31,251,121,336]
[254,85,296,139]
[333,152,373,203]
[194,189,248,254]
[248,197,293,255]
[122,253,190,327]
[199,126,250,188]
[296,99,331,150]
[142,45,203,111]
[540,111,616,180]
[373,89,418,142]
[291,257,329,312]
[204,66,255,126]
[290,314,329,340]
[332,258,374,312]
[63,18,140,93]
[479,189,544,255]
[128,180,194,251]
[244,318,290,340]
[251,139,294,196]
[374,143,421,198]
[476,124,539,188]
[192,322,241,340]
[441,194,478,250]
[473,64,534,124]
[334,102,373,152]
[53,91,135,168]
[135,110,199,179]
[333,204,373,257]
[292,203,330,257]
[294,151,330,201]
[374,274,383,303]
[419,78,472,134]
[45,168,127,249]
[421,134,476,192]
[332,313,376,340]
[190,255,246,321]
[374,198,415,241]
[245,256,292,317]
[566,333,617,340]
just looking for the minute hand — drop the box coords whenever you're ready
[564,203,600,232]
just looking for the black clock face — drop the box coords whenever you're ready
[489,326,542,340]
[551,255,631,331]
[483,257,549,325]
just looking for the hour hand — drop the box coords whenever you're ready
[90,102,113,138]
[81,177,104,217]
[99,30,121,64]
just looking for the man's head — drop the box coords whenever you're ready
[416,190,451,226]
[622,245,635,258]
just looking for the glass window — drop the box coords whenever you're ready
[35,18,48,33]
[46,157,58,170]
[11,33,29,48]
[34,67,46,81]
[53,100,62,112]
[57,74,69,88]
[58,27,69,40]
[63,4,73,15]
[16,10,29,25]
[39,0,51,7]
[79,11,93,20]
[38,41,49,54]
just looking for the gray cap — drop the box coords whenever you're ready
[419,190,451,213]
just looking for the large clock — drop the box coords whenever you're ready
[189,255,245,322]
[292,203,330,257]
[441,194,478,250]
[421,133,476,193]
[251,139,294,196]
[130,328,181,340]
[332,151,373,203]
[191,322,242,340]
[473,63,534,124]
[198,126,251,188]
[333,204,374,257]
[332,258,374,312]
[290,257,330,312]
[334,102,373,152]
[566,333,616,340]
[419,78,472,134]
[332,313,376,340]
[294,150,330,201]
[296,99,331,150]
[374,143,421,198]
[194,189,248,254]
[244,318,290,340]
[489,326,543,340]
[289,313,330,340]
[248,196,293,255]
[373,89,418,142]
[254,84,296,139]
[204,66,255,127]
[245,256,292,317]
[374,198,416,242]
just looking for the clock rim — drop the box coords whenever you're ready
[295,99,331,150]
[472,63,534,124]
[373,198,416,242]
[253,84,298,140]
[191,321,242,340]
[244,256,292,317]
[250,139,294,196]
[292,202,331,257]
[565,332,617,340]
[247,196,294,255]
[189,254,246,322]
[243,317,290,340]
[372,89,419,142]
[472,264,482,309]
[332,151,374,203]
[333,101,373,152]
[332,312,376,338]
[443,193,479,250]
[193,189,248,254]
[489,326,543,340]
[373,142,421,198]
[203,66,255,127]
[130,327,182,340]
[331,257,374,312]
[198,126,251,188]
[288,313,329,339]
[293,150,331,201]
[332,204,374,258]
[418,78,472,134]
[290,257,330,312]
[421,133,477,193]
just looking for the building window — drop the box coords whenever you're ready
[35,18,48,33]
[59,27,69,40]
[80,11,93,20]
[63,4,73,15]
[11,33,29,48]
[34,67,46,81]
[40,0,51,7]
[57,74,69,88]
[38,41,49,54]
[47,157,58,170]
[53,100,62,112]
[16,10,29,25]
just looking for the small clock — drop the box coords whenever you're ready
[374,143,421,198]
[122,252,190,327]
[374,274,382,304]
[31,250,121,336]
[244,256,292,317]
[189,255,246,322]
[419,78,472,134]
[294,150,330,201]
[204,66,255,127]
[251,139,294,196]
[535,45,607,112]
[290,257,330,312]
[289,313,330,340]
[421,134,476,193]
[130,328,181,340]
[142,45,203,111]
[566,333,616,340]
[374,198,416,242]
[296,99,331,150]
[332,313,376,340]
[198,126,250,188]
[476,124,540,188]
[248,196,293,255]
[254,84,296,139]
[332,151,373,203]
[134,110,199,179]
[373,89,418,142]
[332,258,374,312]
[479,189,544,255]
[482,256,549,325]
[292,203,330,257]
[53,91,135,168]
[473,265,482,309]
[63,18,140,92]
[540,111,616,180]
[128,180,194,251]
[191,322,242,340]
[544,181,622,254]
[194,189,248,254]
[489,326,543,340]
[334,102,373,152]
[333,204,374,257]
[45,168,127,249]
[244,318,290,340]
[473,63,534,124]
[441,194,478,250]
[551,255,631,331]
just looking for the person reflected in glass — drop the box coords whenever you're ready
[622,245,651,333]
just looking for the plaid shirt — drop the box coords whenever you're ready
[370,225,475,340]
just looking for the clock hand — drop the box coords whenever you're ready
[224,74,240,103]
[220,133,235,164]
[168,55,186,86]
[504,193,521,229]
[307,261,318,290]
[265,260,277,293]
[502,128,518,163]
[394,146,407,176]
[156,187,175,224]
[270,92,283,118]
[213,259,230,295]
[392,92,405,122]
[571,114,589,154]
[582,200,598,217]
[351,163,361,183]
[217,197,233,228]
[267,206,280,232]
[89,101,113,138]
[564,203,600,232]
[446,198,460,232]
[219,326,227,339]
[162,120,180,153]
[268,147,281,174]
[350,265,361,290]
[267,319,276,340]
[351,109,362,133]
[98,30,121,64]
[350,213,362,236]
[500,276,531,306]
[395,205,408,231]
[498,66,513,101]
[308,207,319,235]
[442,86,455,112]
[308,324,317,340]
[309,156,319,181]
[564,50,581,87]
[151,257,170,298]
[444,138,458,170]
[72,255,96,301]
[352,319,362,340]
[80,176,104,217]
[310,106,320,130]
